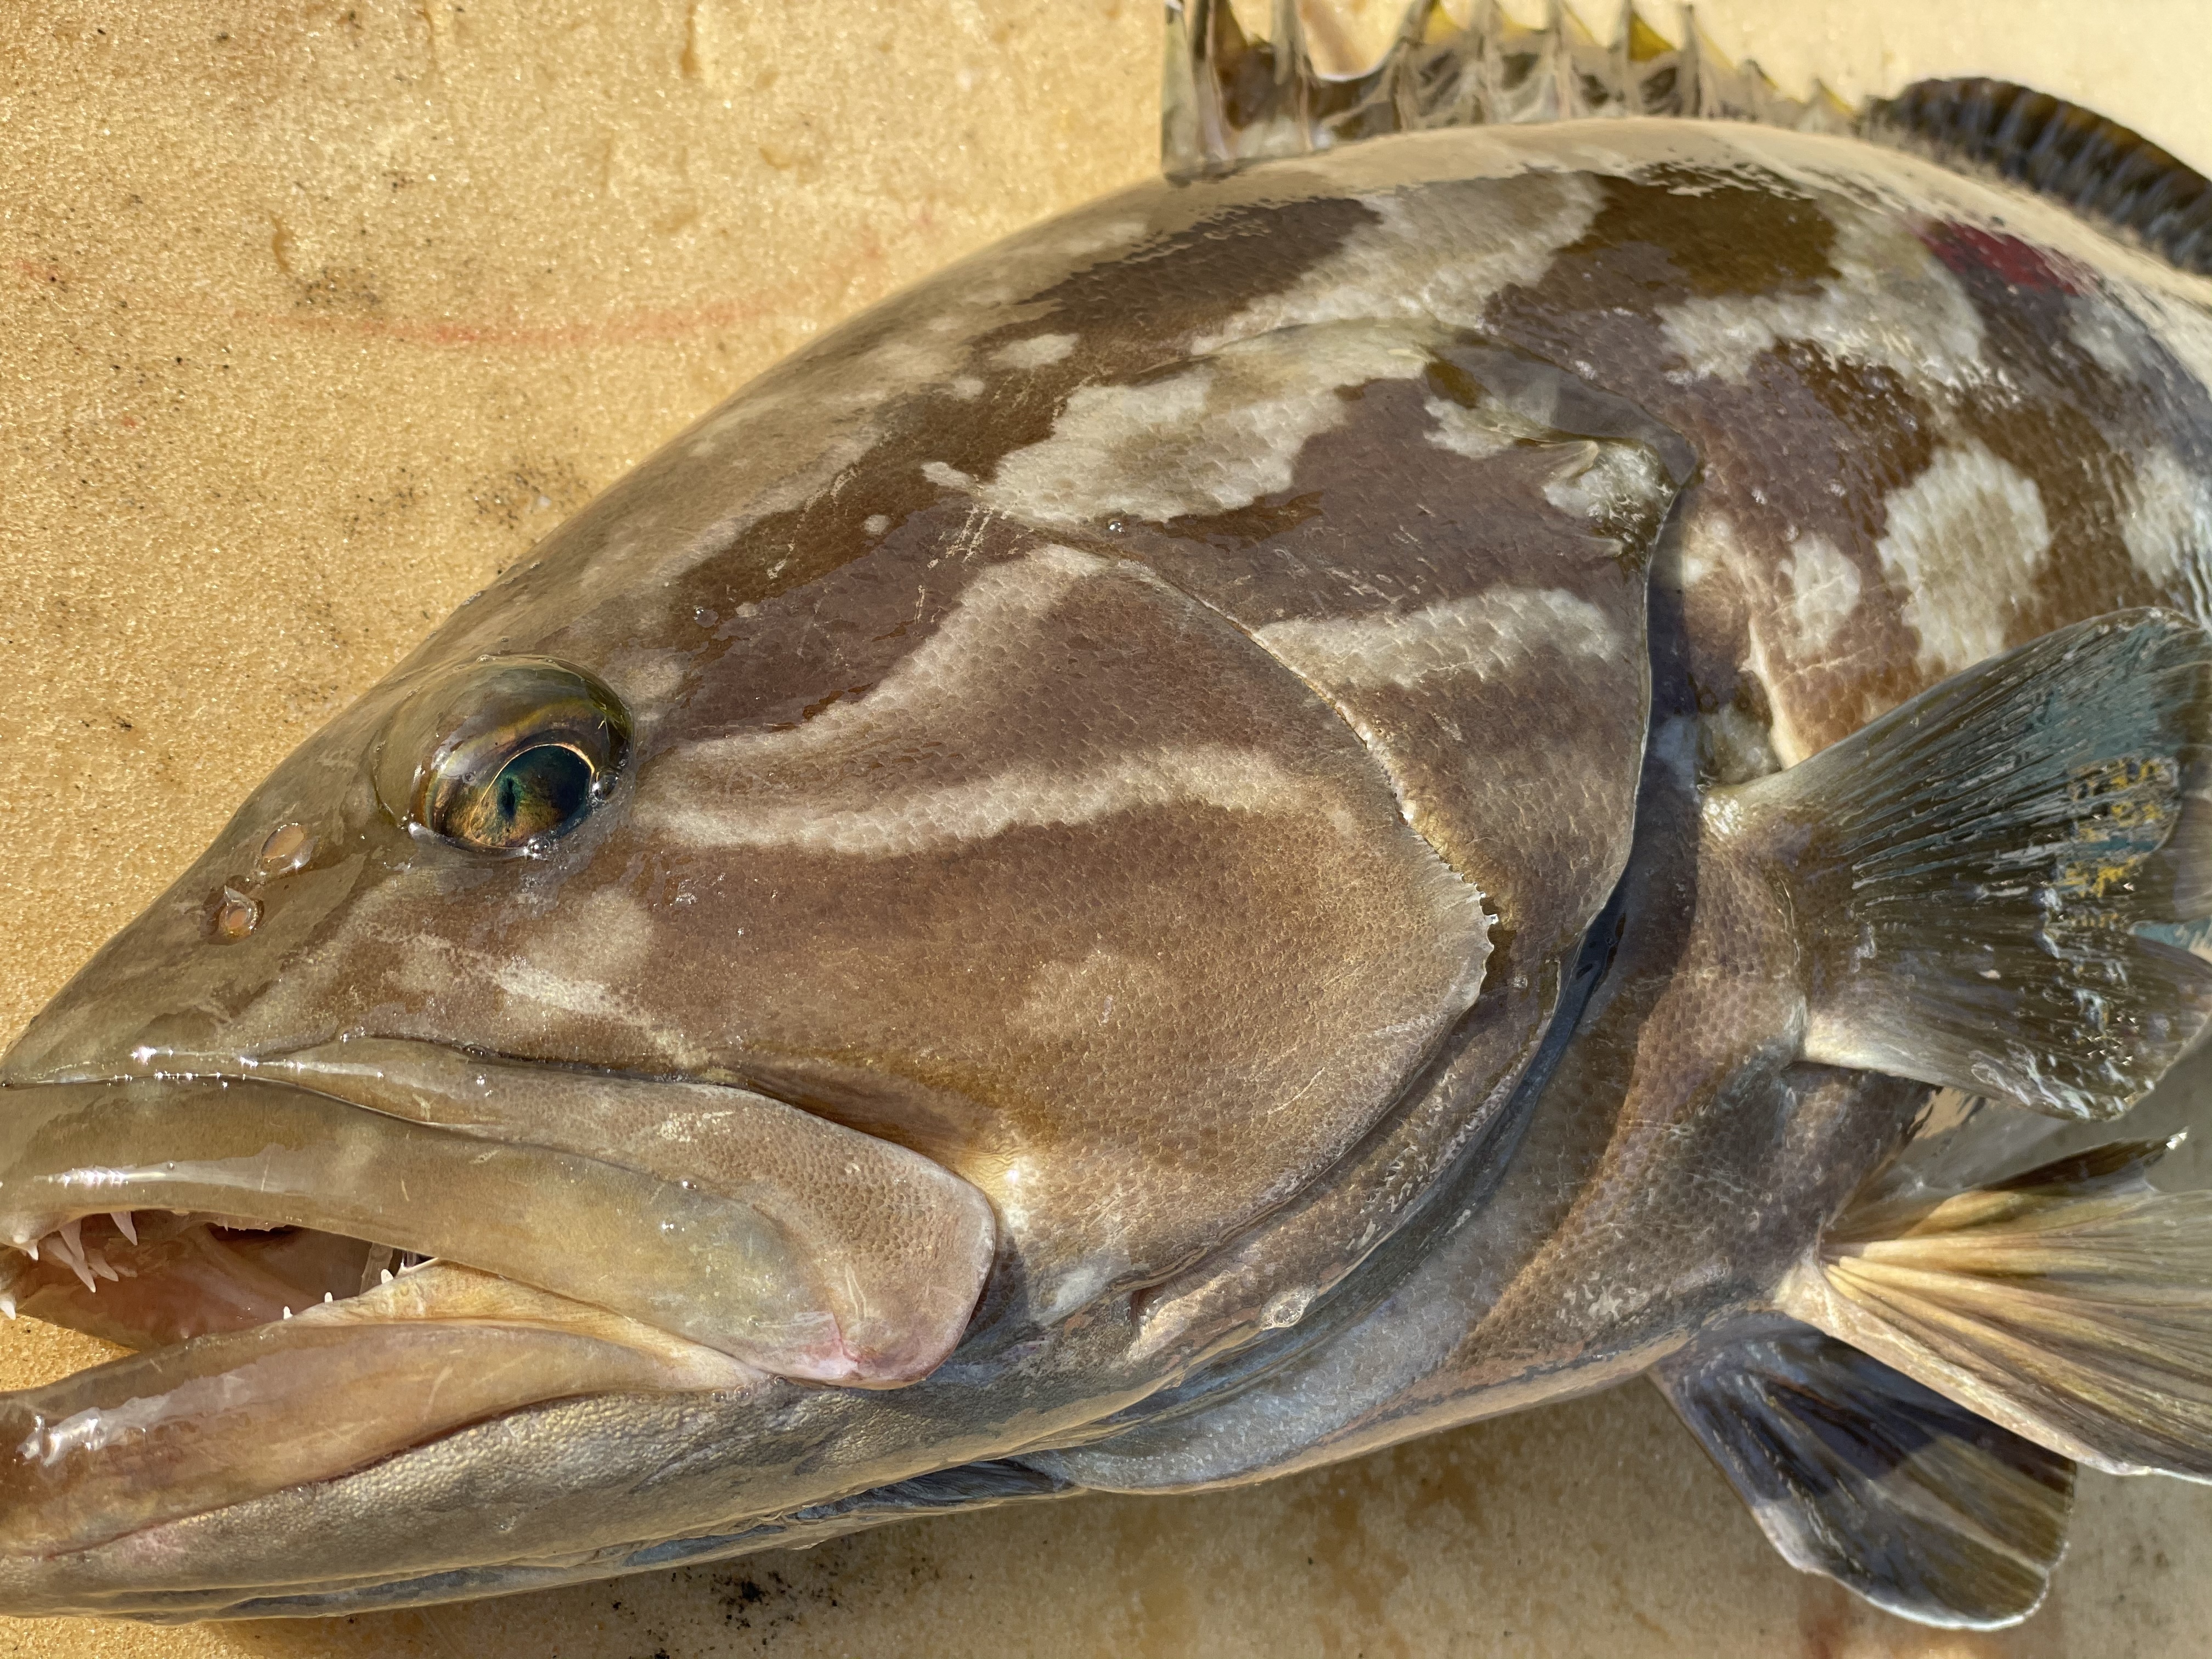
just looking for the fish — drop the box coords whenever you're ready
[3,0,2212,1634]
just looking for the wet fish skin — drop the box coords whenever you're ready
[1,105,2210,1621]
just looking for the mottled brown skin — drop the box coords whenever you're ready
[1,119,2210,1616]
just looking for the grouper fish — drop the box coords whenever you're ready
[4,0,2212,1629]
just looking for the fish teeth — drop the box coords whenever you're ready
[110,1210,138,1245]
[22,1240,37,1263]
[84,1248,119,1284]
[0,1293,14,1320]
[52,1221,98,1293]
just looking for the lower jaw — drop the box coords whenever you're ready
[0,1238,763,1562]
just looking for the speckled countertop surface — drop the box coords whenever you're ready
[2,2,2209,1655]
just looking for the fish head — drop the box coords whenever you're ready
[0,162,1687,1615]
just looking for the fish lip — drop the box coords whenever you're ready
[0,1037,1002,1385]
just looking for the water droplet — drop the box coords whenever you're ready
[259,822,313,871]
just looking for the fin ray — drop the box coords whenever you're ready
[1748,610,2212,1121]
[1655,1318,2074,1629]
[1781,1138,2212,1479]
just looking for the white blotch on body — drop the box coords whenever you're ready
[1876,442,2051,676]
[991,332,1079,370]
[651,745,1298,856]
[977,322,1431,527]
[1423,398,1514,460]
[2122,447,2212,591]
[1780,532,1863,653]
[1255,587,1617,692]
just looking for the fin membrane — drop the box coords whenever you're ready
[1164,7,2210,281]
[1780,1136,2212,1480]
[1865,78,2212,276]
[1748,610,2212,1120]
[1655,1318,2073,1629]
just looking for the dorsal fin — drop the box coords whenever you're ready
[1863,79,2212,276]
[1163,1,1849,177]
[1162,4,2209,279]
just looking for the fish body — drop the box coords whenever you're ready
[4,5,2212,1630]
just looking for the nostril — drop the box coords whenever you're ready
[213,888,259,941]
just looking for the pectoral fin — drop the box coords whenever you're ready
[1777,1137,2212,1480]
[1729,610,2212,1120]
[1654,1317,2073,1629]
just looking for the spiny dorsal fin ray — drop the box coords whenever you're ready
[1163,5,2205,278]
[1654,1317,2074,1629]
[1163,1,1837,179]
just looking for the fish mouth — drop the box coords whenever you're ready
[0,1042,997,1570]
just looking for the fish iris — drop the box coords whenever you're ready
[445,743,595,850]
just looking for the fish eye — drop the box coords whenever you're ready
[375,657,631,854]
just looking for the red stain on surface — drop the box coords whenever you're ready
[235,291,786,351]
[1916,218,2089,294]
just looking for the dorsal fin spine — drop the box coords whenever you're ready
[1163,5,2208,278]
[1162,1,1832,179]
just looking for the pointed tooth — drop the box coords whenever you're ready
[24,1239,37,1263]
[84,1248,119,1283]
[323,1291,335,1303]
[380,1268,394,1285]
[63,1255,96,1295]
[110,1210,138,1245]
[0,1293,15,1319]
[281,1306,293,1319]
[54,1220,89,1277]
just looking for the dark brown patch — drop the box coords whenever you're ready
[1156,490,1327,547]
[1014,195,1383,343]
[1546,167,1839,312]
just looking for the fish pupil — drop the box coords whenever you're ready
[476,743,591,847]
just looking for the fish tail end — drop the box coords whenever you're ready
[1654,1314,2073,1628]
[1750,608,2212,1122]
